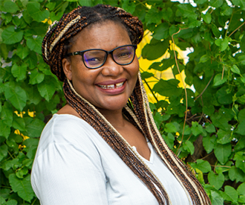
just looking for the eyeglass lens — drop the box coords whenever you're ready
[83,45,135,69]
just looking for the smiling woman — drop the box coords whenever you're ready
[31,4,210,205]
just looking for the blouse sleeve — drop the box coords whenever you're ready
[31,117,108,205]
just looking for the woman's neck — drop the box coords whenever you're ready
[97,108,127,129]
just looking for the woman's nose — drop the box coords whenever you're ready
[101,55,123,76]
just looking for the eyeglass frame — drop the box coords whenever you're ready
[66,44,137,69]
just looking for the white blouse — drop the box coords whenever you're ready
[31,114,192,205]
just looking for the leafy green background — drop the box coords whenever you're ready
[0,0,245,204]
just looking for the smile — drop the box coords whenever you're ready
[97,82,125,89]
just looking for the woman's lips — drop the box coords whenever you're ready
[96,80,127,94]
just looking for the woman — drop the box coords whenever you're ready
[31,4,210,205]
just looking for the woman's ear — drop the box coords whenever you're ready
[62,58,72,80]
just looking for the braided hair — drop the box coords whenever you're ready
[42,4,211,205]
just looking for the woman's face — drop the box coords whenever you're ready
[62,21,139,113]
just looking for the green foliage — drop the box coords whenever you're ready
[0,0,245,204]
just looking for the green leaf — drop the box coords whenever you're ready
[0,43,8,60]
[6,199,17,205]
[3,0,19,13]
[214,143,231,164]
[224,186,238,202]
[203,135,216,153]
[29,69,45,85]
[229,167,245,182]
[25,85,42,105]
[191,121,203,136]
[190,159,211,173]
[4,82,27,111]
[12,114,26,131]
[210,0,224,8]
[235,135,245,151]
[0,121,10,139]
[208,171,225,190]
[239,195,245,203]
[233,0,245,9]
[122,0,136,14]
[153,112,163,129]
[26,36,42,54]
[220,37,229,51]
[153,79,182,97]
[16,167,29,179]
[203,104,215,116]
[25,118,45,138]
[234,151,245,171]
[231,65,240,74]
[206,124,216,133]
[9,174,34,202]
[237,183,245,195]
[1,101,13,126]
[235,110,245,135]
[145,7,162,25]
[199,54,209,63]
[20,0,28,7]
[140,72,154,80]
[210,110,232,131]
[16,45,30,60]
[2,26,23,44]
[216,86,233,105]
[153,22,169,40]
[195,0,208,4]
[220,3,233,16]
[217,129,231,144]
[164,122,178,133]
[210,191,224,205]
[27,2,50,22]
[157,59,175,71]
[0,196,5,204]
[37,76,58,101]
[78,0,93,5]
[2,158,19,171]
[183,141,194,155]
[238,108,245,122]
[202,12,211,24]
[177,4,197,20]
[0,144,8,162]
[142,38,169,60]
[11,63,27,81]
[212,24,220,37]
[46,2,56,10]
[213,73,227,87]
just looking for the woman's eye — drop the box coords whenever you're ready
[87,57,100,62]
[118,52,131,58]
[85,57,103,65]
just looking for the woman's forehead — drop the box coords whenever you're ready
[70,21,131,50]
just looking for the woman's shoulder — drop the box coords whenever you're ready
[44,113,93,137]
[36,112,101,156]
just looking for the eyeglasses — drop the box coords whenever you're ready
[66,44,137,69]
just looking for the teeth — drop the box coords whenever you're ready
[107,84,114,89]
[98,82,124,89]
[115,82,124,88]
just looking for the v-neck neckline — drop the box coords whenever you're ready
[131,141,154,164]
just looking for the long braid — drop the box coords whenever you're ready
[42,4,210,205]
